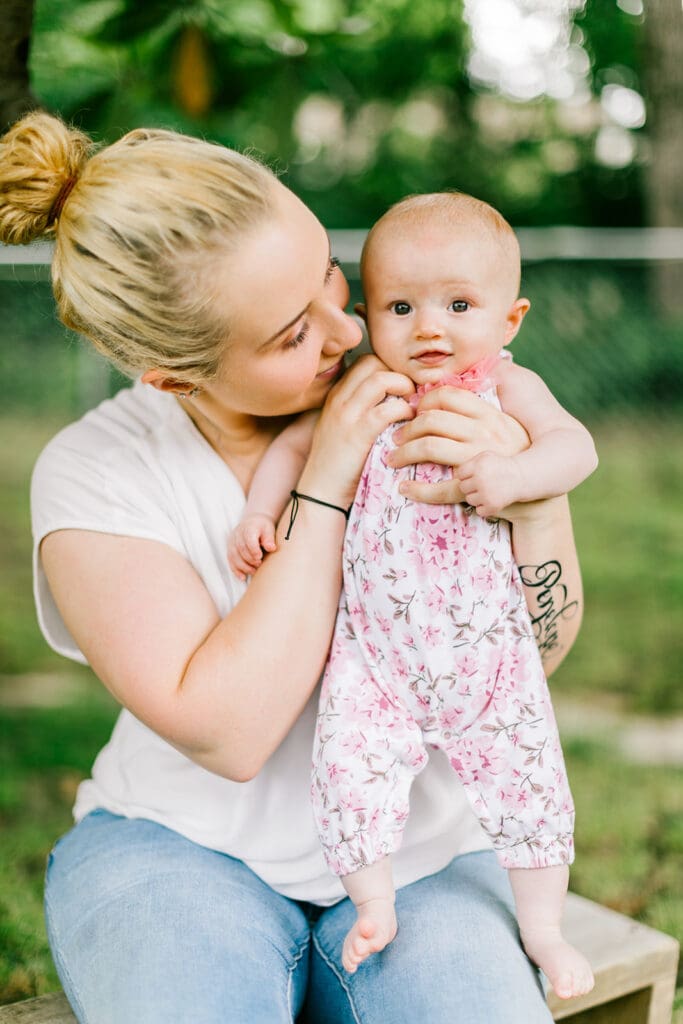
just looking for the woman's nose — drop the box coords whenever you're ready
[323,308,363,355]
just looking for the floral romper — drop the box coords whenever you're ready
[311,360,575,877]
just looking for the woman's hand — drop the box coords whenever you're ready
[387,386,529,505]
[298,354,416,508]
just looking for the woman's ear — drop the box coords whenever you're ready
[353,303,368,322]
[504,298,531,345]
[141,369,197,396]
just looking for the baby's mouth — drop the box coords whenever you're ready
[413,350,451,366]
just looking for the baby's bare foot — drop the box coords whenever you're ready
[342,898,397,974]
[521,925,594,1000]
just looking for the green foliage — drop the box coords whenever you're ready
[0,685,118,1004]
[577,0,643,94]
[28,0,646,227]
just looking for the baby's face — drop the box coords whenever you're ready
[362,224,522,386]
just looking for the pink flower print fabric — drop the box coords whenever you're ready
[311,387,575,876]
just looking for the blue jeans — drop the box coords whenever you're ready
[45,810,552,1023]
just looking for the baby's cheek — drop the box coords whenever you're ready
[367,321,404,369]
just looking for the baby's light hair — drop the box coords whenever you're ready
[361,191,522,299]
[0,112,278,381]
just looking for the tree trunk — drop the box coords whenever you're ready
[0,0,40,134]
[642,0,683,317]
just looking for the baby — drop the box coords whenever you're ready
[228,193,597,999]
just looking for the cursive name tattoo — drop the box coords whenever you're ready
[518,560,579,660]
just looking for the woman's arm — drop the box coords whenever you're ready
[41,357,415,783]
[506,496,583,677]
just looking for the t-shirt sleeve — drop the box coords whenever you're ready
[31,435,186,662]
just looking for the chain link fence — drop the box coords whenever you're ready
[1,231,682,423]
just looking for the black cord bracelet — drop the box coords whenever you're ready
[285,490,352,540]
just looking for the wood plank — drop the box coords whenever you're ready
[0,994,76,1023]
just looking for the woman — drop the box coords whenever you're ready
[0,112,582,1023]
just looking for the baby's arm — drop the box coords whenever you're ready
[228,411,318,579]
[458,362,598,519]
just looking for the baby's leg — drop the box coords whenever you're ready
[510,865,594,1000]
[340,857,397,974]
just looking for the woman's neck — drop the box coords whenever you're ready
[178,396,292,492]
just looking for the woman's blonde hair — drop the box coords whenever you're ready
[0,111,278,381]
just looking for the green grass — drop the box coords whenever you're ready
[0,684,118,1002]
[556,413,683,713]
[0,409,681,1008]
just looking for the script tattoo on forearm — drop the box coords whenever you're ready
[518,560,579,660]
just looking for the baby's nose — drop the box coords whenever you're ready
[414,314,444,339]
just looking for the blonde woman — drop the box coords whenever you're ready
[1,113,582,1024]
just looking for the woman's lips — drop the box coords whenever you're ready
[316,359,344,380]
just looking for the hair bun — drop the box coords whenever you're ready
[0,111,92,246]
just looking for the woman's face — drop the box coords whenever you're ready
[206,184,363,418]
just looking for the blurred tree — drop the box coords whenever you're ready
[13,0,676,234]
[0,0,40,132]
[642,0,683,316]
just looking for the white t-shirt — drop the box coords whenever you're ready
[31,380,490,904]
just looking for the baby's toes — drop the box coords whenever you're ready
[553,973,576,1000]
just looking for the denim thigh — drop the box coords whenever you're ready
[45,810,311,1024]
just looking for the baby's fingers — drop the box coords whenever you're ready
[251,524,277,555]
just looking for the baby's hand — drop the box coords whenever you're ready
[227,514,277,581]
[457,452,525,519]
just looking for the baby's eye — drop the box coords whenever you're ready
[449,300,469,313]
[391,302,412,316]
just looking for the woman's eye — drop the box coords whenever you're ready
[325,256,341,283]
[391,302,412,316]
[449,300,469,313]
[284,322,310,350]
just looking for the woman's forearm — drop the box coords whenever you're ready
[179,498,346,780]
[509,495,583,677]
[179,361,416,779]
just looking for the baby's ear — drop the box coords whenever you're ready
[504,298,530,344]
[354,302,368,322]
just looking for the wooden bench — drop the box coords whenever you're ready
[0,894,678,1023]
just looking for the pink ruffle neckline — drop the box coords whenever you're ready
[414,352,502,399]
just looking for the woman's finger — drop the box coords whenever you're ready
[414,386,487,416]
[333,369,416,415]
[399,478,467,505]
[412,387,529,457]
[389,436,474,469]
[393,408,478,446]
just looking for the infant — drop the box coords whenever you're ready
[228,193,597,1000]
